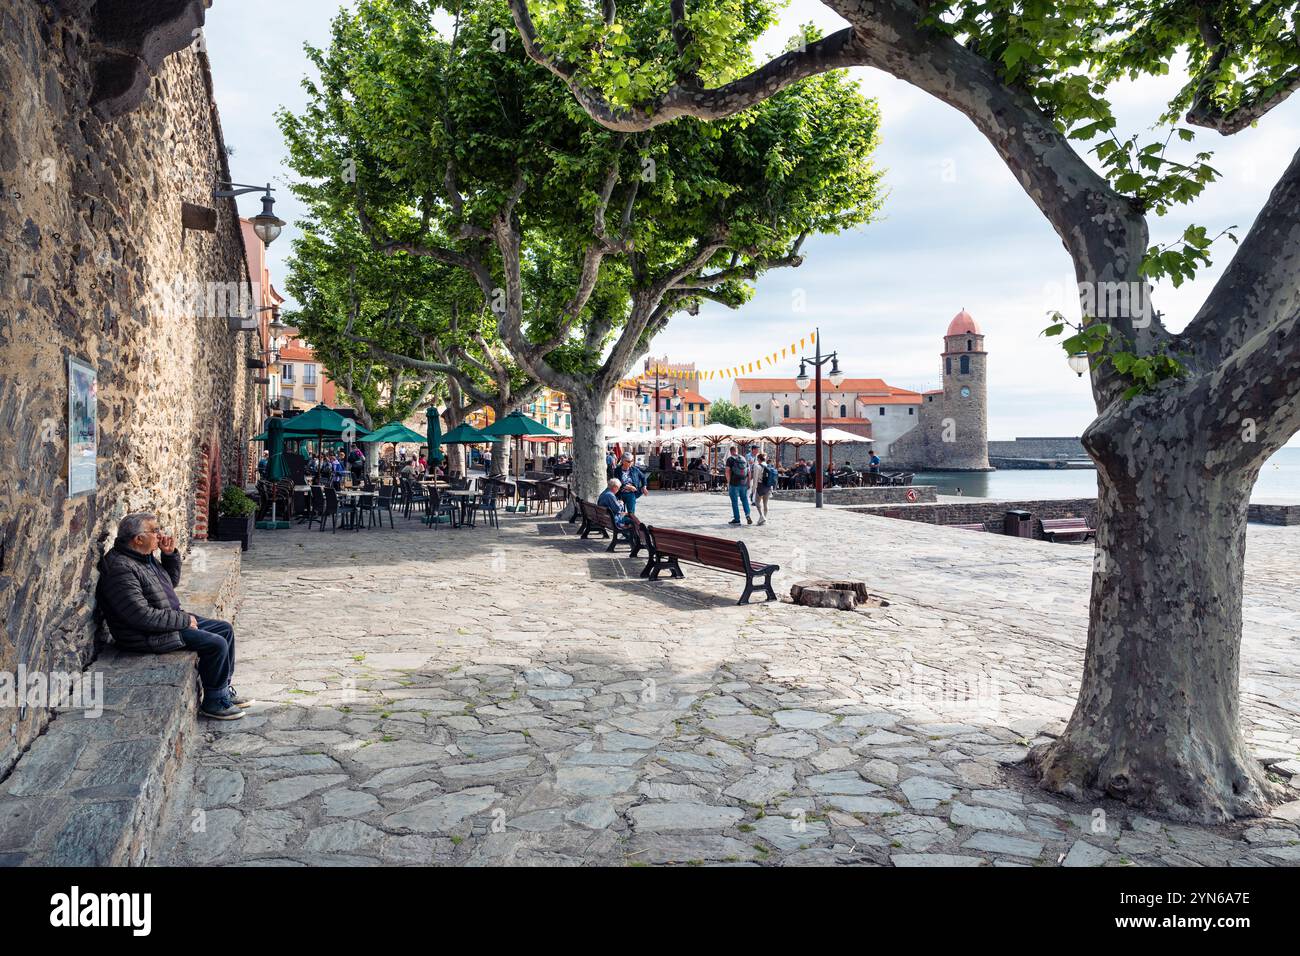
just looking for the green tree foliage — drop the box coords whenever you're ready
[707,398,754,428]
[277,0,884,494]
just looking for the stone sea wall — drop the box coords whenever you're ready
[850,498,1098,537]
[0,1,258,777]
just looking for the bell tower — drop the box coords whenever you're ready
[939,309,989,469]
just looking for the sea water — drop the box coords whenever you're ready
[912,446,1300,501]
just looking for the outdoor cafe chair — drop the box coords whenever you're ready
[478,493,500,529]
[375,484,396,529]
[320,487,341,532]
[355,491,377,530]
[308,486,327,531]
[428,487,458,528]
[402,478,427,519]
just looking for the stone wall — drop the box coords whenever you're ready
[850,498,1098,537]
[0,1,258,777]
[774,485,939,506]
[987,437,1087,460]
[1248,502,1300,526]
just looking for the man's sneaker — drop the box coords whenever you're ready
[757,517,766,525]
[201,694,244,721]
[227,686,253,708]
[728,519,741,525]
[746,515,753,524]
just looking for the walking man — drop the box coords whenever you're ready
[725,444,752,525]
[754,452,775,525]
[745,443,760,506]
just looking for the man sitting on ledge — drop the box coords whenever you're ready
[96,513,249,721]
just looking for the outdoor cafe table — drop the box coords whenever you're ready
[440,488,479,527]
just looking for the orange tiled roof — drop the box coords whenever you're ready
[783,417,872,425]
[735,377,921,398]
[855,394,923,405]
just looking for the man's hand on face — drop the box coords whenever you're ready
[158,534,176,555]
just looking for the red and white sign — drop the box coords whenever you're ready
[906,489,917,502]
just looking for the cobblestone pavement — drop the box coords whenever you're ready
[160,493,1300,866]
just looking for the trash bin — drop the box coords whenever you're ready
[1004,509,1033,537]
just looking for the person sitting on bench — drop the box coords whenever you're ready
[597,478,632,529]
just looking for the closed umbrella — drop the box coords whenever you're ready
[481,411,559,512]
[256,417,292,530]
[426,407,444,467]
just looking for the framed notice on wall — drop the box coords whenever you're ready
[67,356,97,496]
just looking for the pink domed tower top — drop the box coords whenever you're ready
[947,308,981,337]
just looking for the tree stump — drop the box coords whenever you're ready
[790,580,876,610]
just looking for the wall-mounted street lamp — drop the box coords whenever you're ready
[213,181,285,246]
[1067,352,1091,377]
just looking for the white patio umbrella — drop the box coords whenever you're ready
[690,422,741,469]
[754,425,814,467]
[814,427,871,469]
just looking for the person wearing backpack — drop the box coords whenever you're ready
[754,452,776,525]
[725,444,752,525]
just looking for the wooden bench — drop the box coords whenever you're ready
[644,526,779,605]
[576,499,643,555]
[1036,516,1096,542]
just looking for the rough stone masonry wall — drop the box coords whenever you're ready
[850,498,1099,537]
[0,1,257,777]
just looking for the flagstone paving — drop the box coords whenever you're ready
[159,493,1300,866]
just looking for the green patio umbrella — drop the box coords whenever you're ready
[481,411,559,511]
[282,403,371,460]
[426,407,444,465]
[359,421,428,477]
[361,422,428,445]
[256,417,291,530]
[438,422,490,480]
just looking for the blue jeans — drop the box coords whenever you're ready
[728,484,751,521]
[180,616,235,695]
[618,491,639,514]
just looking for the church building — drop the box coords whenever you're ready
[730,310,991,471]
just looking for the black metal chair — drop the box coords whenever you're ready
[375,483,396,529]
[320,487,340,532]
[354,491,377,530]
[307,485,326,530]
[428,487,457,528]
[402,478,427,519]
[478,492,499,529]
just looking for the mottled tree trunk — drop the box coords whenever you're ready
[1031,411,1283,822]
[568,396,606,506]
[490,438,510,478]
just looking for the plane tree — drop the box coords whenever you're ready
[283,214,539,475]
[277,0,884,502]
[506,0,1300,820]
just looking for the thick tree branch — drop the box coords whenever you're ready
[1178,145,1300,371]
[1186,10,1300,135]
[509,0,864,132]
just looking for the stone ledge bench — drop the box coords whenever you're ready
[0,541,241,866]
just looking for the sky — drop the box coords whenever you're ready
[204,0,1300,443]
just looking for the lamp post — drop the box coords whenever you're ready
[795,327,845,509]
[641,358,681,453]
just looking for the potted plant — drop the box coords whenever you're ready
[214,486,257,551]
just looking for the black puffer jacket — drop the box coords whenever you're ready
[96,545,189,653]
